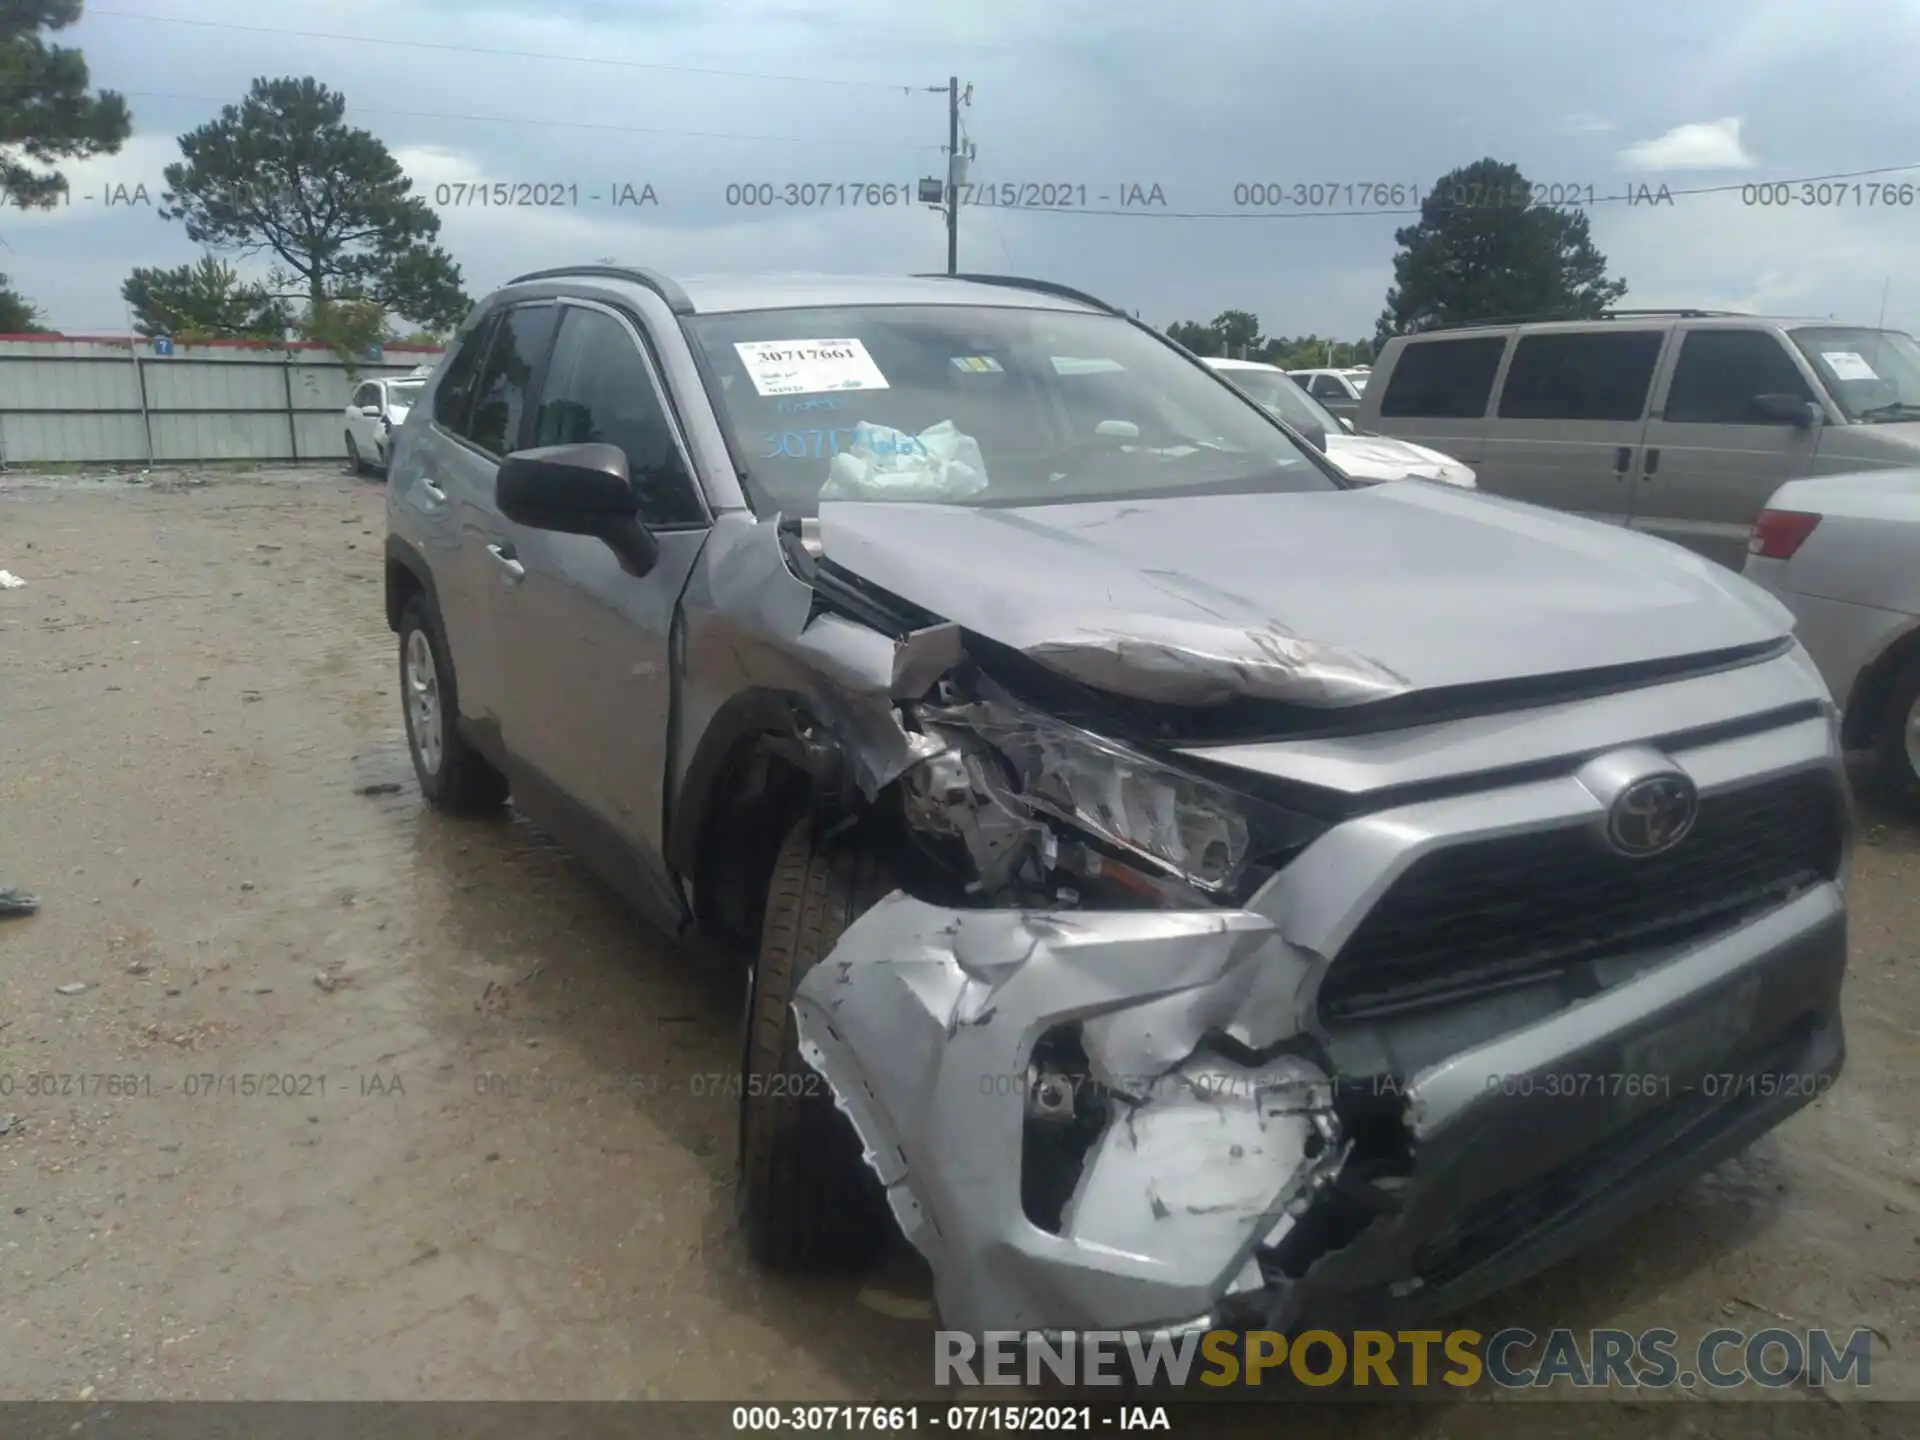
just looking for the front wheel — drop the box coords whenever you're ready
[737,819,892,1270]
[345,432,365,475]
[1870,653,1920,811]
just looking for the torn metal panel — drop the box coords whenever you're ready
[672,516,953,800]
[791,893,1344,1335]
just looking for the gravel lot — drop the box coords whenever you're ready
[0,464,1914,1431]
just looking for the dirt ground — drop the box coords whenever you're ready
[0,464,1915,1429]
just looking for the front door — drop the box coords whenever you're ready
[488,299,713,924]
[1635,327,1823,567]
[1475,326,1671,525]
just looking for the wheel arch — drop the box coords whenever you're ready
[1841,617,1920,750]
[385,534,442,634]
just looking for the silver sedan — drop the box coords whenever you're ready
[1743,468,1920,807]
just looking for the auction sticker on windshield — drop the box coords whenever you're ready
[734,338,890,397]
[1822,351,1880,382]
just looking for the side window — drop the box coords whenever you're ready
[1310,374,1346,401]
[1663,330,1815,424]
[432,313,500,437]
[532,307,707,526]
[1496,330,1665,422]
[467,305,560,457]
[352,383,378,409]
[1378,337,1508,418]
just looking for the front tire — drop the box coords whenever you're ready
[345,432,366,476]
[1870,652,1920,811]
[397,594,508,814]
[738,818,892,1270]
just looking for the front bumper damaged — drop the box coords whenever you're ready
[791,881,1848,1338]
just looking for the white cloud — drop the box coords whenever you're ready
[1618,117,1758,172]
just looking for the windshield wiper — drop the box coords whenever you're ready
[1853,401,1920,422]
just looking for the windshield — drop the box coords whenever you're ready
[1213,366,1342,435]
[683,305,1334,516]
[1789,327,1920,422]
[386,380,425,411]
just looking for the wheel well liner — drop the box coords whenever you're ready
[385,535,440,633]
[1842,621,1920,750]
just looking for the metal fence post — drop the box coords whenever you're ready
[282,350,299,461]
[130,339,155,465]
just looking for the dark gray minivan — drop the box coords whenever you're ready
[1363,312,1920,568]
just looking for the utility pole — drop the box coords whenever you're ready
[946,76,960,274]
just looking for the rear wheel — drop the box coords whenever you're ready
[1870,653,1920,811]
[397,594,508,814]
[737,818,892,1270]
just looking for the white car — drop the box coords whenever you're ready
[1741,468,1920,806]
[1285,366,1369,420]
[342,373,429,475]
[1206,357,1476,487]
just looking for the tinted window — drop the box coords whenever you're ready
[1378,336,1508,418]
[1662,331,1814,424]
[1496,330,1664,422]
[1309,374,1348,400]
[532,307,706,527]
[468,306,560,456]
[432,313,500,436]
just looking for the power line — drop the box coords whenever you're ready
[86,8,928,91]
[118,90,941,152]
[985,161,1920,217]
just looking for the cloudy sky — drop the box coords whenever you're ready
[8,0,1920,338]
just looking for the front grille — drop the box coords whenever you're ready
[1410,1018,1818,1288]
[1318,769,1846,1022]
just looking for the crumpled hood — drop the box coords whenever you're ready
[813,483,1794,707]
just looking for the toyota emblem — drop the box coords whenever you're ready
[1605,773,1700,857]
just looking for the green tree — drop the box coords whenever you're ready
[0,1,130,209]
[121,253,291,340]
[1210,308,1262,357]
[1375,158,1627,345]
[1165,318,1219,356]
[157,77,468,342]
[0,271,51,331]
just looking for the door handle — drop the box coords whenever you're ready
[487,543,525,581]
[1613,446,1632,474]
[1642,447,1661,478]
[420,477,447,501]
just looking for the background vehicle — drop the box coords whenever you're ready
[385,265,1848,1340]
[1743,468,1920,807]
[1362,312,1920,569]
[344,374,428,474]
[1286,367,1369,422]
[1208,357,1475,487]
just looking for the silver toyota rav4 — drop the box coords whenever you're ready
[384,266,1851,1340]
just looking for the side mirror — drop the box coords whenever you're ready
[360,405,383,418]
[1338,416,1356,433]
[1753,393,1820,427]
[1297,419,1328,452]
[496,442,660,576]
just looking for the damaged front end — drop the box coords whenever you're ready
[785,647,1405,1336]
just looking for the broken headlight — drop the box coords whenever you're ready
[914,679,1326,898]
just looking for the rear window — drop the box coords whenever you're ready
[1377,337,1508,418]
[1496,330,1665,422]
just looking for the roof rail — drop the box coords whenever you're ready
[1599,307,1744,319]
[504,264,695,315]
[912,272,1123,316]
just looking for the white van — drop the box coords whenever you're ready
[1361,311,1920,568]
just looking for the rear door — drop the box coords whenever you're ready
[441,302,562,730]
[1477,325,1671,523]
[1368,333,1510,468]
[1636,326,1825,567]
[488,298,713,919]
